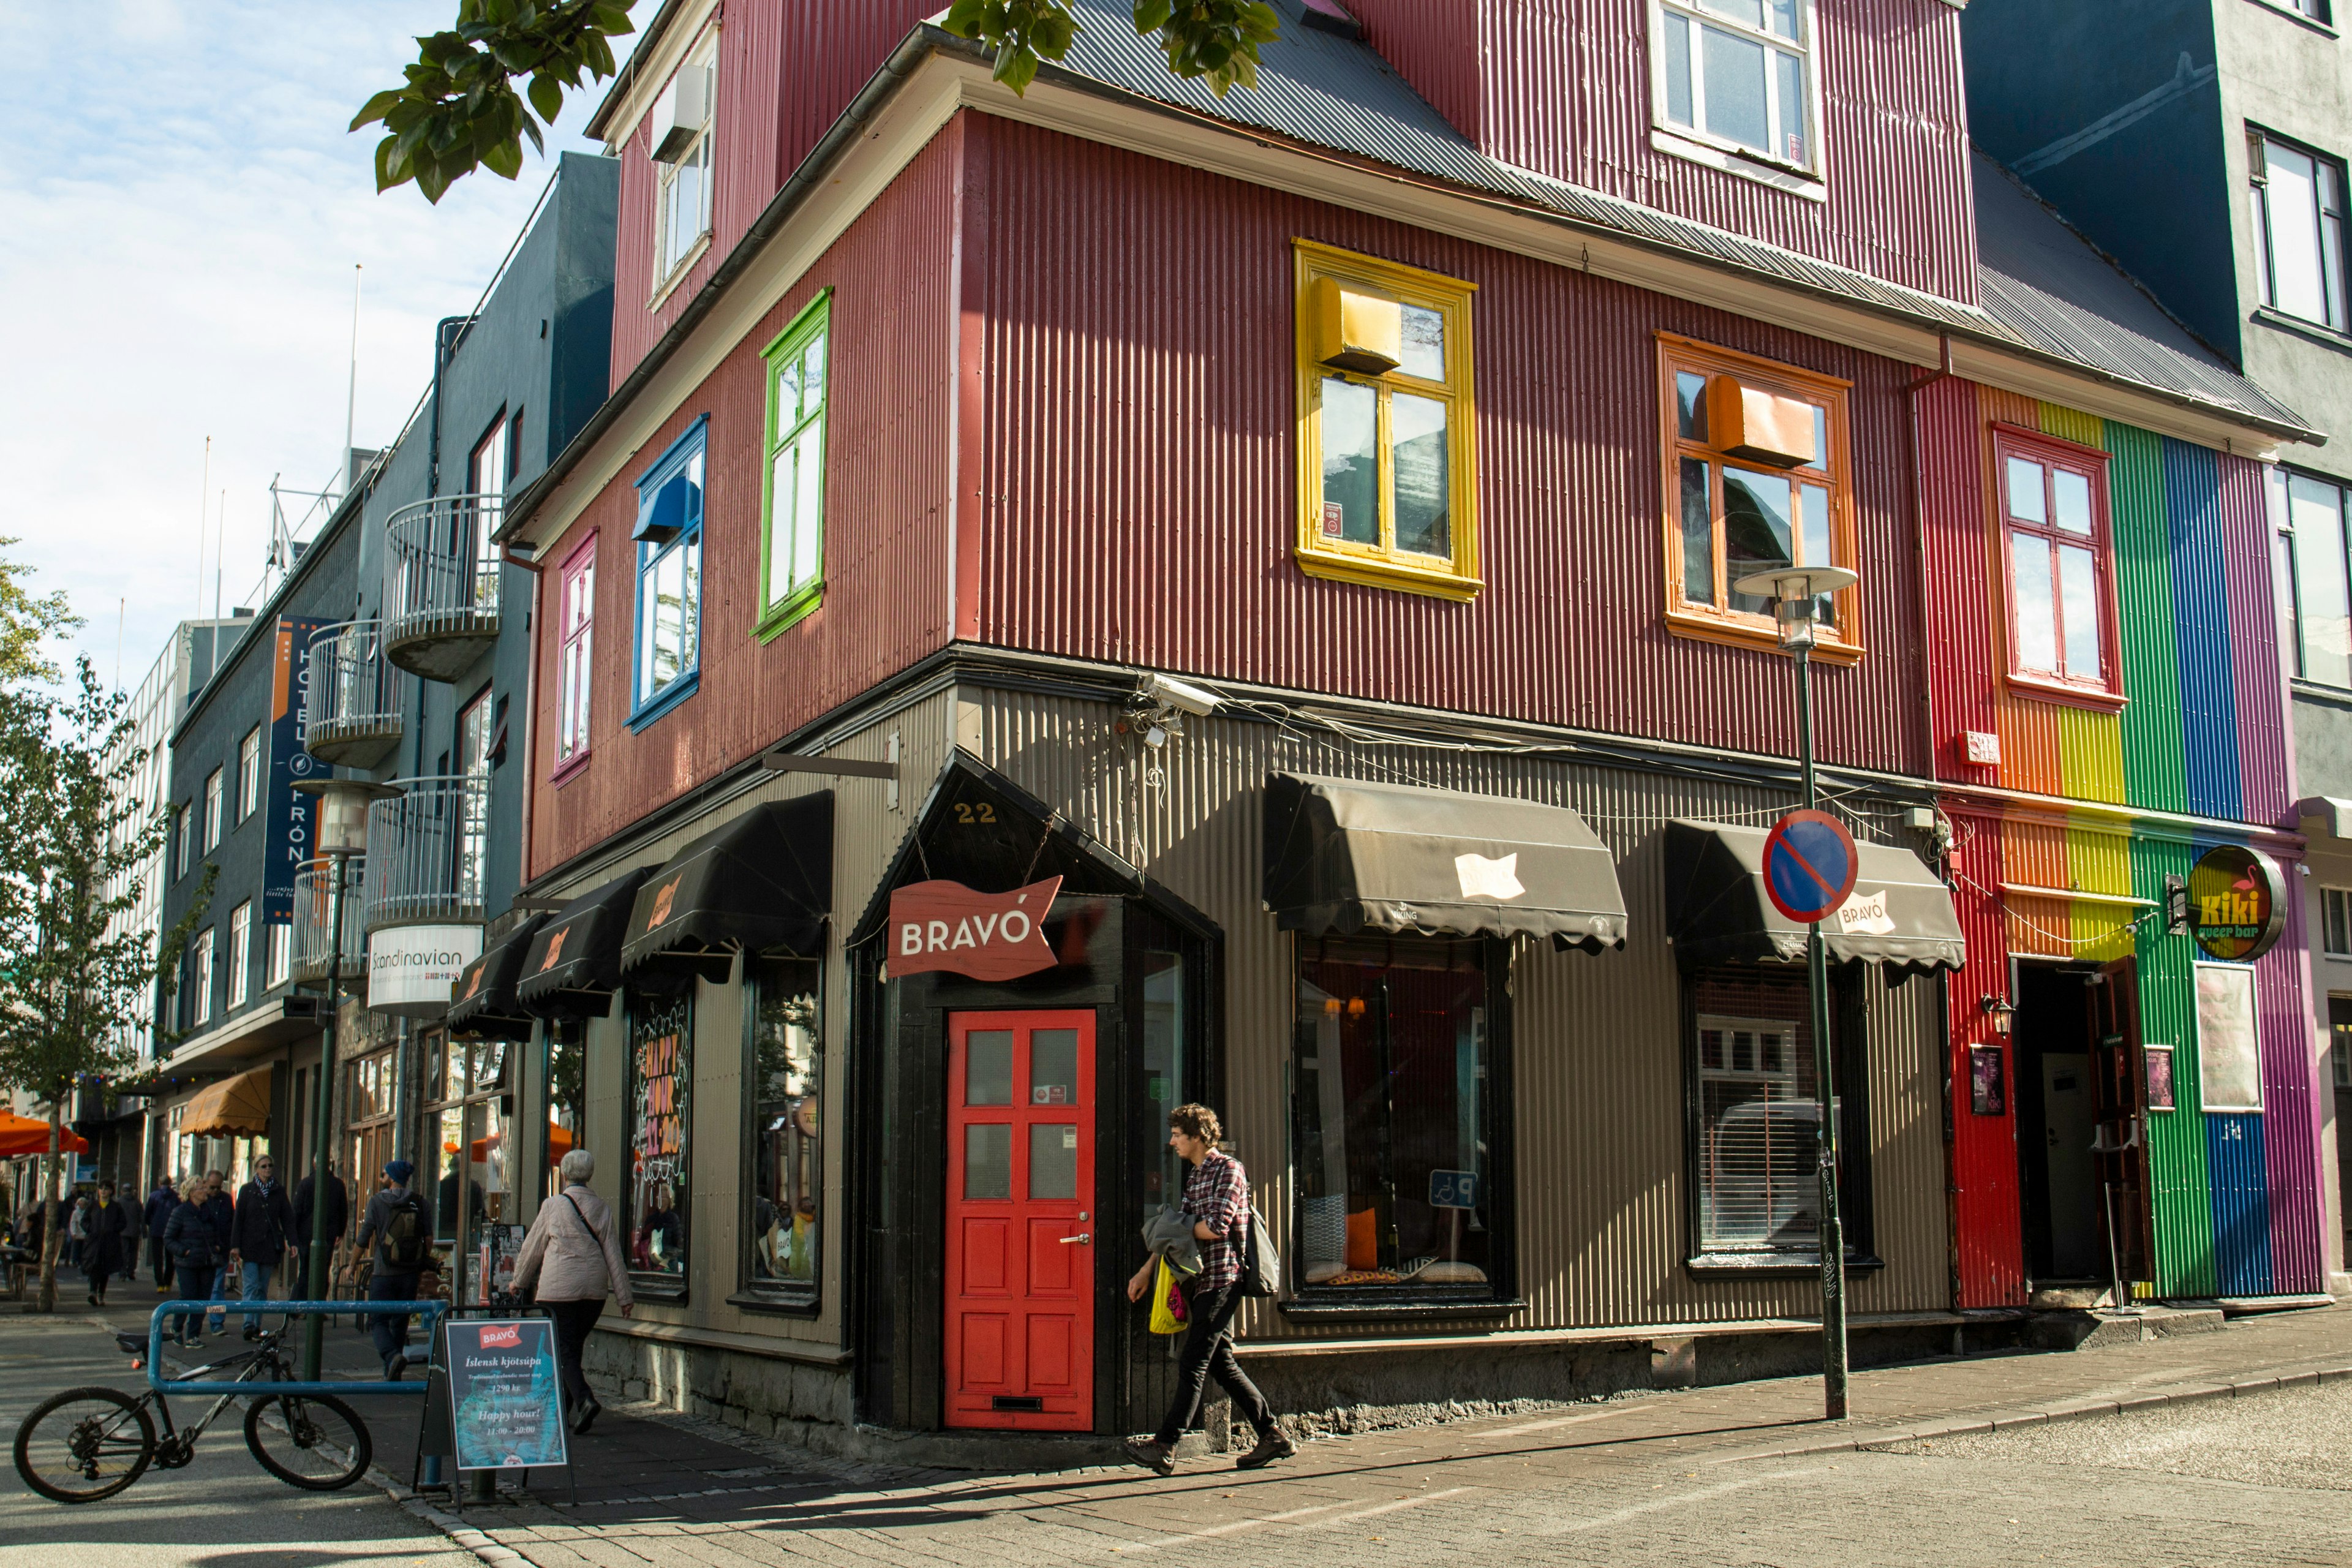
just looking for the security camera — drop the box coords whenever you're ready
[1140,673,1221,718]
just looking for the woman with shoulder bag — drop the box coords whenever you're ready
[511,1149,635,1434]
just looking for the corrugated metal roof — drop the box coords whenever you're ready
[1970,153,2309,435]
[969,1,2312,438]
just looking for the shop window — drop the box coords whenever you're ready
[1686,970,1868,1267]
[630,420,705,729]
[1292,240,1480,600]
[555,533,595,772]
[226,901,251,1010]
[1142,951,1187,1219]
[758,294,830,638]
[627,993,692,1292]
[345,1044,398,1240]
[421,1035,518,1306]
[1996,425,2122,707]
[236,726,262,823]
[744,957,821,1305]
[546,1018,586,1204]
[1652,0,1820,178]
[1291,936,1500,1297]
[653,32,718,287]
[2275,466,2352,689]
[2250,129,2348,332]
[1659,334,1857,661]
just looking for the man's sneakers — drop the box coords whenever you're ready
[1234,1428,1298,1470]
[1121,1437,1177,1476]
[383,1351,407,1382]
[242,1325,262,1343]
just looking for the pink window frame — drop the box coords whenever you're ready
[1992,423,2126,712]
[552,532,597,781]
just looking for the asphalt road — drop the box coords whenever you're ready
[0,1310,473,1568]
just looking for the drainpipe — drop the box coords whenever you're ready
[499,544,545,895]
[1902,333,1961,1317]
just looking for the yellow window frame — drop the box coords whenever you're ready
[1294,239,1481,600]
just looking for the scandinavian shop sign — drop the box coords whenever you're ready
[369,924,483,1015]
[885,876,1061,982]
[2186,845,2286,963]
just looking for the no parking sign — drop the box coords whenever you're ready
[1762,810,1859,925]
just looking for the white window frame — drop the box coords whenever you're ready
[263,920,291,991]
[2250,127,2349,333]
[236,727,262,822]
[1648,0,1828,194]
[190,927,215,1028]
[654,34,718,288]
[556,534,595,771]
[226,902,252,1010]
[1694,1011,1823,1254]
[202,769,224,853]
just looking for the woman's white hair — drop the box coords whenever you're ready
[559,1148,596,1185]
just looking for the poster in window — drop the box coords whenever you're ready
[628,997,690,1280]
[2195,964,2263,1112]
[1968,1045,2005,1115]
[2144,1046,2176,1112]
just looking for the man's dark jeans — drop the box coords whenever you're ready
[368,1270,420,1365]
[1152,1281,1275,1447]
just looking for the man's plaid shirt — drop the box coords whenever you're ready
[1181,1148,1248,1291]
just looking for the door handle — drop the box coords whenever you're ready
[1060,1233,1091,1245]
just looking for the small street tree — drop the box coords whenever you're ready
[0,657,209,1313]
[355,0,1278,202]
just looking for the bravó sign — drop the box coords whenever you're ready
[886,876,1061,982]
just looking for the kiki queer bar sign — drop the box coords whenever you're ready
[886,876,1062,982]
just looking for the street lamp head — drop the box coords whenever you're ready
[292,777,402,856]
[1730,565,1860,650]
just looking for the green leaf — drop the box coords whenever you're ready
[527,71,564,123]
[349,88,405,132]
[483,136,525,179]
[993,43,1041,93]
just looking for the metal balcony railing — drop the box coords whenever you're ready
[364,774,490,933]
[292,858,368,987]
[383,492,502,681]
[301,619,404,767]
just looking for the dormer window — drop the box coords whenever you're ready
[1651,0,1821,182]
[652,34,717,285]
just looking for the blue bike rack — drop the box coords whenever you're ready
[147,1300,448,1396]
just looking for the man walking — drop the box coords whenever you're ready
[198,1172,234,1334]
[290,1161,349,1302]
[1121,1104,1294,1476]
[351,1159,432,1380]
[81,1183,132,1306]
[228,1156,296,1338]
[143,1175,177,1294]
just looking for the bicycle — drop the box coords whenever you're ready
[12,1321,373,1504]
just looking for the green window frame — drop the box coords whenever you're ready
[758,293,831,638]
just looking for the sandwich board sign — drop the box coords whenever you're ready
[445,1318,570,1472]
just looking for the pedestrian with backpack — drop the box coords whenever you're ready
[1121,1104,1295,1476]
[351,1159,433,1380]
[511,1148,635,1434]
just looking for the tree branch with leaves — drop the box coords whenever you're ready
[356,0,1278,202]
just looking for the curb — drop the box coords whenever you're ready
[1713,1362,2352,1460]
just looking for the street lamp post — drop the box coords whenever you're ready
[292,778,398,1381]
[1734,562,1860,1422]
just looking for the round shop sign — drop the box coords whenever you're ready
[2186,845,2286,962]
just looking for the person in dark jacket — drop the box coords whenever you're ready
[143,1177,177,1291]
[228,1156,296,1337]
[196,1172,233,1332]
[161,1178,221,1346]
[80,1182,132,1306]
[351,1160,430,1379]
[290,1163,349,1302]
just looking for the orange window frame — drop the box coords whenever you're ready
[1657,333,1861,664]
[1991,423,2125,711]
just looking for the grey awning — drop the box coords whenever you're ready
[447,914,547,1039]
[1263,773,1627,951]
[1664,820,1964,973]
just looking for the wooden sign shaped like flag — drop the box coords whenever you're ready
[886,876,1063,982]
[1762,809,1859,925]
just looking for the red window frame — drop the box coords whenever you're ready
[1994,424,2125,711]
[553,532,597,779]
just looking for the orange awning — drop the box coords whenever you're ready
[464,1123,576,1162]
[0,1113,88,1158]
[179,1065,274,1139]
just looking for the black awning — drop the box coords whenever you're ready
[620,794,834,984]
[447,914,548,1038]
[1263,773,1627,952]
[1664,820,1966,973]
[516,869,655,1019]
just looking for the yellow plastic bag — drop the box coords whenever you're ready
[1147,1257,1188,1335]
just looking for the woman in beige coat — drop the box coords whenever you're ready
[511,1148,634,1434]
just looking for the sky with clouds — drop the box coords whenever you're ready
[0,1,624,691]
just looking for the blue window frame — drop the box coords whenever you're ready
[630,417,707,729]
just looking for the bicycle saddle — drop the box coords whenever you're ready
[115,1333,147,1356]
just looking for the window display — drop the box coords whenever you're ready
[627,994,692,1285]
[748,959,821,1298]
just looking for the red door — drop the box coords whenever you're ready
[944,1011,1095,1430]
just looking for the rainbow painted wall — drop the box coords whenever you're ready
[1919,375,2320,1306]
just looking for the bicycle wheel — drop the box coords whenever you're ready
[243,1393,371,1491]
[13,1386,156,1504]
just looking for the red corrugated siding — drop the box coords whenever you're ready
[2220,450,2293,826]
[1345,0,1974,305]
[964,116,1927,772]
[1918,374,1992,782]
[533,123,962,878]
[1944,803,2025,1308]
[610,2,940,389]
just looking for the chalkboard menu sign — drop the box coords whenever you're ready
[446,1318,570,1472]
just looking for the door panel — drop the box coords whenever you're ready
[2092,958,2153,1290]
[945,1010,1096,1430]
